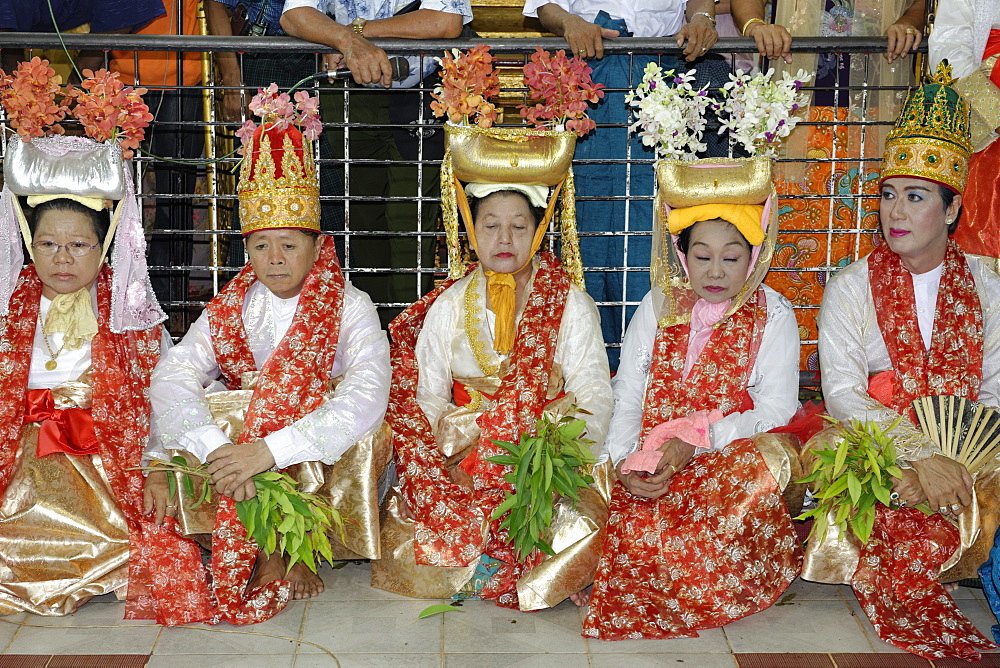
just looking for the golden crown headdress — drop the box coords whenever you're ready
[237,85,323,235]
[881,62,973,193]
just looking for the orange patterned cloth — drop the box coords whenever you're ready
[583,290,802,640]
[850,240,995,659]
[0,267,211,626]
[388,252,571,608]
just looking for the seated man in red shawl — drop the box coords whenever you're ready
[141,96,390,624]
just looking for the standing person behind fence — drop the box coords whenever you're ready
[522,0,718,369]
[109,0,206,327]
[280,0,473,325]
[0,0,165,77]
[205,0,346,254]
[803,63,999,660]
[930,0,1000,263]
[0,62,178,618]
[142,89,390,622]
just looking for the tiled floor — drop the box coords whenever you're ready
[0,562,996,667]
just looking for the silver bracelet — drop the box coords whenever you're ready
[690,11,716,28]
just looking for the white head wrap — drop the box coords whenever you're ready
[464,182,549,209]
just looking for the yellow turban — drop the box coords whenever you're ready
[666,203,766,247]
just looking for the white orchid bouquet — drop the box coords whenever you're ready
[625,63,712,160]
[713,68,813,158]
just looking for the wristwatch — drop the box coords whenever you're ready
[690,11,716,28]
[351,17,367,36]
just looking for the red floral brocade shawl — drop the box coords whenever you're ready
[202,236,344,624]
[640,288,767,436]
[853,242,995,660]
[0,268,207,626]
[868,240,983,418]
[388,252,570,608]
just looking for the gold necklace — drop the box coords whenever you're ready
[41,331,67,371]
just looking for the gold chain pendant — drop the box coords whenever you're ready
[45,359,57,371]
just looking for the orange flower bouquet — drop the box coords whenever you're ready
[0,57,67,140]
[519,46,604,137]
[62,69,153,159]
[430,45,499,128]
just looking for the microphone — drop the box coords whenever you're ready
[324,56,411,83]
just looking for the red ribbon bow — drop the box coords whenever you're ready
[23,388,99,457]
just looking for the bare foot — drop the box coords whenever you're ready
[247,549,288,593]
[569,587,591,607]
[944,582,959,593]
[286,561,325,600]
[69,596,93,614]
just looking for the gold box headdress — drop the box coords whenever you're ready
[880,61,973,194]
[433,46,604,354]
[0,59,164,337]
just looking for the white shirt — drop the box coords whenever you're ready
[928,0,1000,79]
[282,0,473,88]
[147,280,390,469]
[414,264,614,457]
[522,0,686,39]
[818,253,1000,463]
[912,262,944,351]
[30,295,93,389]
[603,285,800,464]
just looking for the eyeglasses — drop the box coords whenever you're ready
[31,241,101,257]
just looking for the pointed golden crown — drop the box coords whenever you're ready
[881,62,973,193]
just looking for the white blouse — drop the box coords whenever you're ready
[414,264,614,456]
[147,280,391,469]
[603,285,801,465]
[928,0,1000,79]
[818,253,1000,463]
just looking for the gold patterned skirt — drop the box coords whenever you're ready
[169,376,392,560]
[371,375,613,610]
[0,418,129,616]
[800,424,1000,584]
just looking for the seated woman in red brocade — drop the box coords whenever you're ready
[803,63,999,661]
[371,124,614,611]
[583,158,804,640]
[0,61,174,618]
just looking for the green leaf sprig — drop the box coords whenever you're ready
[795,417,930,545]
[140,455,345,573]
[485,412,597,562]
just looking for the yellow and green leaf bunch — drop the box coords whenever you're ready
[148,455,344,573]
[486,412,596,562]
[795,417,928,544]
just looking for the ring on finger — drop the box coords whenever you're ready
[905,27,917,35]
[950,503,961,512]
[938,506,949,513]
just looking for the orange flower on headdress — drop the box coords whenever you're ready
[430,45,499,128]
[520,47,604,137]
[63,69,153,159]
[0,57,67,140]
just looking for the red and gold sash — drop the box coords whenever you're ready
[868,240,984,419]
[388,252,570,607]
[640,288,767,437]
[197,236,344,624]
[0,268,207,626]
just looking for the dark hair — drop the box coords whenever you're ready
[470,190,545,228]
[29,197,112,247]
[676,218,752,254]
[939,184,961,234]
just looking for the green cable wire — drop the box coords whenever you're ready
[46,0,83,82]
